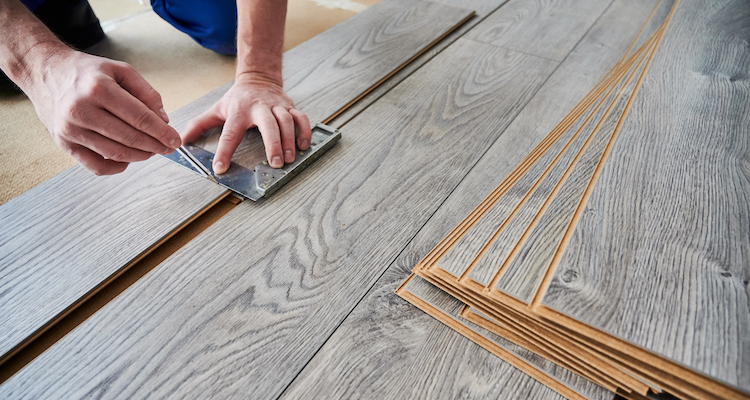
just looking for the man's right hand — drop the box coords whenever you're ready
[22,46,181,175]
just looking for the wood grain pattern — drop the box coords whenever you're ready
[328,0,511,128]
[464,0,613,62]
[0,157,227,364]
[285,263,566,400]
[438,72,622,283]
[494,71,638,301]
[436,91,597,279]
[541,0,750,392]
[193,0,475,169]
[0,39,558,399]
[0,0,471,366]
[273,1,664,397]
[399,274,612,400]
[468,83,628,286]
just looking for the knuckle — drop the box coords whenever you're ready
[108,147,129,162]
[278,112,293,127]
[221,130,242,143]
[84,78,106,98]
[259,114,277,128]
[125,131,145,149]
[133,111,154,132]
[66,101,88,124]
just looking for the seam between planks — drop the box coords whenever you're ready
[274,1,621,397]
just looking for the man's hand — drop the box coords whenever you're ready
[181,75,311,174]
[24,48,181,175]
[0,0,181,175]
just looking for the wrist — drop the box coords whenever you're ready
[235,70,283,87]
[14,40,72,93]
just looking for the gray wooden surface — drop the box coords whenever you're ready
[0,37,558,398]
[476,79,624,290]
[463,0,611,62]
[400,275,612,400]
[496,75,636,301]
[437,76,617,280]
[266,1,666,398]
[0,0,468,367]
[328,0,511,128]
[0,157,227,364]
[541,0,750,392]
[194,0,474,168]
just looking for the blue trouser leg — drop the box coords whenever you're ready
[151,0,238,55]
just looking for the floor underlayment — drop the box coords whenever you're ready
[0,0,374,205]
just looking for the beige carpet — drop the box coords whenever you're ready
[0,0,372,204]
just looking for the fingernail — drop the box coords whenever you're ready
[285,150,294,163]
[214,161,225,174]
[272,156,282,168]
[169,137,179,148]
[159,108,169,122]
[300,140,309,150]
[162,147,173,155]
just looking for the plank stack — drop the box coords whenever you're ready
[397,0,750,399]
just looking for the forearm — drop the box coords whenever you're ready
[235,0,286,85]
[0,0,69,91]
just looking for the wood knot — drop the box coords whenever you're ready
[561,269,578,283]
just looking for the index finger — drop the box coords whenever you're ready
[103,83,181,150]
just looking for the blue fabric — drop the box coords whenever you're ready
[151,0,238,55]
[21,0,47,11]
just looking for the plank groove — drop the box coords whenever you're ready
[540,0,750,391]
[275,0,666,398]
[0,0,472,367]
[0,158,227,364]
[0,38,558,399]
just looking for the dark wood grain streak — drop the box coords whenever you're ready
[464,0,612,62]
[0,157,227,364]
[190,0,475,169]
[0,39,557,399]
[400,275,612,400]
[0,0,470,366]
[277,0,662,398]
[541,0,750,392]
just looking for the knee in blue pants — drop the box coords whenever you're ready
[151,0,238,55]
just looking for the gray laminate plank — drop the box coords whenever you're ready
[541,0,750,392]
[192,0,475,169]
[437,73,619,281]
[464,0,612,62]
[400,275,612,400]
[495,77,635,301]
[283,263,565,400]
[467,79,626,286]
[267,1,661,398]
[327,0,510,129]
[0,38,558,399]
[0,0,470,365]
[0,157,227,363]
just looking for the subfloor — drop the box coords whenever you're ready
[0,0,377,205]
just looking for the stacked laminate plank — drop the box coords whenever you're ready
[397,0,750,399]
[0,0,624,397]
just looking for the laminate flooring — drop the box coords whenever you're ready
[181,0,474,170]
[537,0,750,393]
[0,0,471,367]
[0,32,561,398]
[0,158,228,364]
